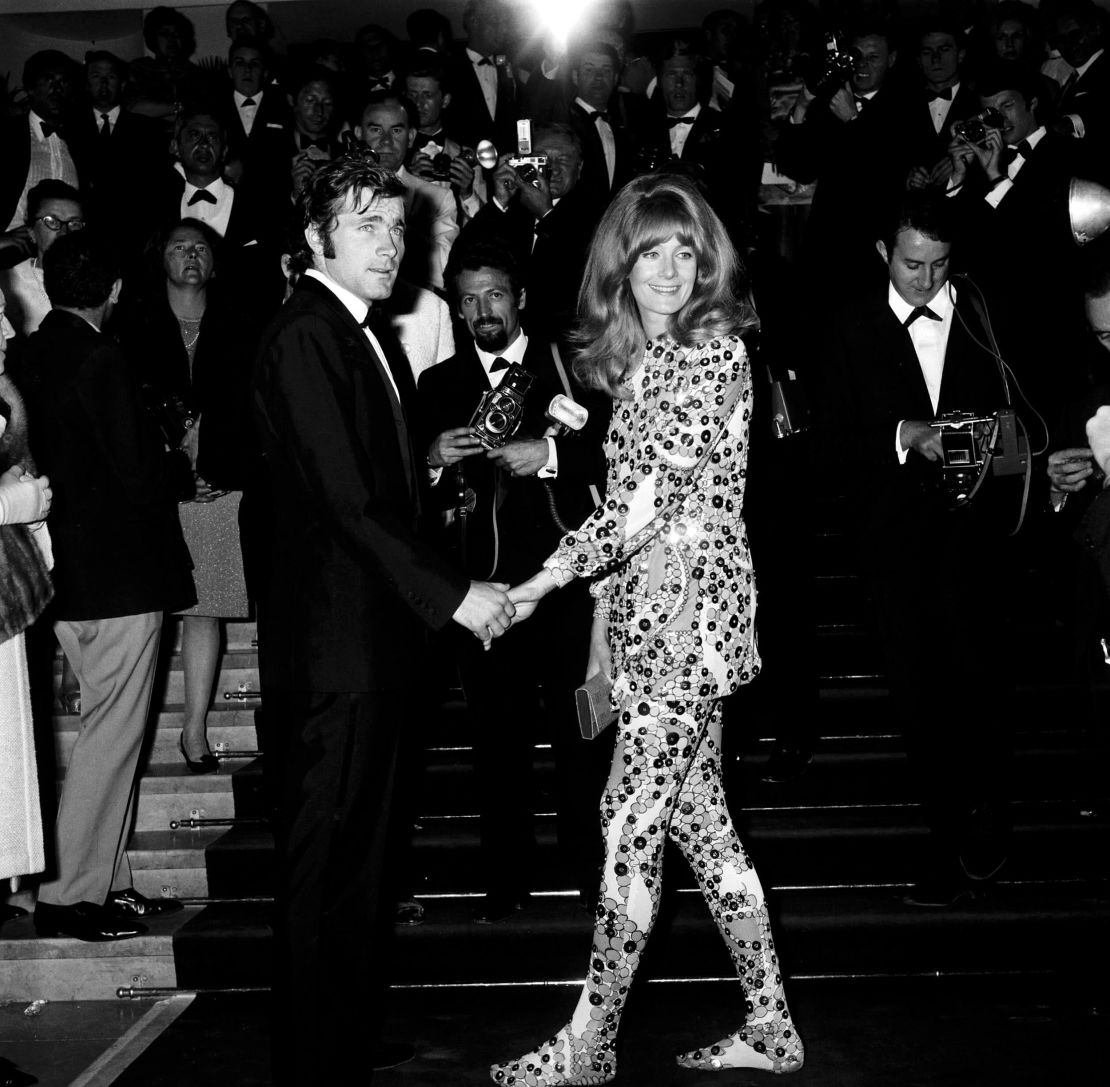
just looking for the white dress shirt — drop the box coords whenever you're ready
[93,104,121,136]
[985,125,1047,207]
[1063,48,1104,137]
[7,111,79,232]
[474,331,557,475]
[575,96,616,185]
[928,81,960,134]
[890,281,956,462]
[304,269,402,405]
[668,100,701,158]
[468,46,499,118]
[177,163,235,238]
[234,89,261,136]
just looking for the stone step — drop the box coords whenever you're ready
[52,659,260,708]
[0,907,201,1002]
[52,717,261,769]
[126,829,226,900]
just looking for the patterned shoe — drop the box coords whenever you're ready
[490,1025,616,1085]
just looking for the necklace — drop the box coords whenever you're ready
[177,315,202,354]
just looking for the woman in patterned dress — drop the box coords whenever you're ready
[492,174,804,1085]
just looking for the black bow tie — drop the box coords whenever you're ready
[413,130,443,152]
[490,356,510,372]
[904,305,941,327]
[1001,139,1033,169]
[926,87,954,102]
[367,77,390,91]
[668,115,696,128]
[476,55,494,66]
[301,136,331,152]
[187,188,218,206]
[40,121,59,138]
[241,97,256,107]
[586,109,609,124]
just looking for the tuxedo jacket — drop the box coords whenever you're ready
[224,90,293,200]
[252,275,468,693]
[443,47,519,152]
[901,82,980,170]
[1057,51,1110,179]
[21,309,196,619]
[818,287,1009,536]
[458,183,603,338]
[568,98,640,207]
[157,169,266,250]
[417,337,609,583]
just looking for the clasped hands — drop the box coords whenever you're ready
[451,569,558,652]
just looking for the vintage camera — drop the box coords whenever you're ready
[509,119,548,186]
[931,409,1029,507]
[431,152,454,181]
[469,363,534,449]
[952,108,1005,146]
[804,31,861,97]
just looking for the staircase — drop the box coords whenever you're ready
[2,502,1108,1004]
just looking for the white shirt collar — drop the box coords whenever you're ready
[668,101,702,122]
[28,110,56,142]
[93,105,121,125]
[574,96,608,117]
[304,268,370,325]
[887,280,955,324]
[475,329,527,376]
[234,89,262,108]
[1013,125,1047,150]
[176,162,230,201]
[1077,48,1105,79]
[467,46,491,64]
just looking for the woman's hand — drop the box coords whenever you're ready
[585,612,612,683]
[0,465,51,525]
[508,568,558,624]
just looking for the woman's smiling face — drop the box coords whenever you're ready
[628,234,697,337]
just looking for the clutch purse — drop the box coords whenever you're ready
[575,672,618,741]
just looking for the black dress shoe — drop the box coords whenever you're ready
[371,1042,416,1070]
[902,877,975,908]
[106,887,183,918]
[0,1056,38,1087]
[179,734,219,774]
[34,901,147,941]
[394,899,425,926]
[0,904,28,927]
[761,742,813,784]
[473,892,530,924]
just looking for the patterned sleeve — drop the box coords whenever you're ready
[544,336,749,585]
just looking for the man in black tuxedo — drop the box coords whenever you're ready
[818,193,1017,907]
[419,241,610,920]
[23,229,194,941]
[1,50,79,238]
[65,51,166,263]
[460,123,602,338]
[947,61,1091,426]
[1051,0,1110,180]
[444,0,518,152]
[252,159,515,1085]
[223,37,291,205]
[567,41,639,207]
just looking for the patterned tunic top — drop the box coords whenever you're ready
[544,334,760,704]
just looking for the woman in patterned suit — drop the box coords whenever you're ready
[493,174,804,1085]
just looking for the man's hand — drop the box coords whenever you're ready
[0,226,34,260]
[507,568,558,624]
[408,150,438,181]
[449,156,475,198]
[1086,405,1110,477]
[906,165,931,190]
[1047,446,1095,495]
[828,85,858,123]
[452,580,516,650]
[491,155,520,207]
[486,438,548,477]
[899,420,944,461]
[968,127,1004,181]
[517,169,553,219]
[291,151,318,195]
[926,155,955,186]
[946,135,975,188]
[428,426,485,467]
[585,612,612,683]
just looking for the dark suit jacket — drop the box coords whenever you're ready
[568,98,640,207]
[458,183,603,338]
[902,82,980,171]
[1057,51,1110,179]
[21,309,196,619]
[444,47,518,152]
[224,90,293,203]
[418,336,609,583]
[112,284,264,490]
[252,274,468,693]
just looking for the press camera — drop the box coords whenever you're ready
[509,120,548,186]
[469,363,535,449]
[805,31,861,97]
[931,408,1029,506]
[952,108,1005,146]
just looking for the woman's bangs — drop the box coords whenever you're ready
[625,194,703,264]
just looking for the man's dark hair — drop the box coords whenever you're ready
[407,8,453,48]
[987,0,1038,36]
[976,60,1039,106]
[916,16,966,49]
[43,229,120,310]
[534,122,583,158]
[175,104,229,142]
[405,61,452,96]
[360,89,419,130]
[27,179,82,221]
[228,35,273,68]
[84,50,128,78]
[288,65,341,102]
[569,41,621,69]
[294,157,406,264]
[143,6,197,55]
[660,35,703,63]
[446,241,524,307]
[846,19,897,49]
[225,0,273,40]
[22,49,74,90]
[881,191,956,254]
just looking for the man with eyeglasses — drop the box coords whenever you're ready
[0,180,84,338]
[0,51,79,245]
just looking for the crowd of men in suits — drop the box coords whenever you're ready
[6,0,1110,1075]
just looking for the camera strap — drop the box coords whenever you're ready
[550,341,602,509]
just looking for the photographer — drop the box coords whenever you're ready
[816,192,1018,907]
[418,242,609,922]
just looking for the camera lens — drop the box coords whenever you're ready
[486,410,508,433]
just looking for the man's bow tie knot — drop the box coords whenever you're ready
[904,305,941,327]
[490,356,511,372]
[668,115,696,128]
[588,109,610,124]
[187,188,218,206]
[926,86,954,102]
[40,121,59,138]
[476,55,494,66]
[1000,139,1033,169]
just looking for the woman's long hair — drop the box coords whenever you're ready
[572,173,758,397]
